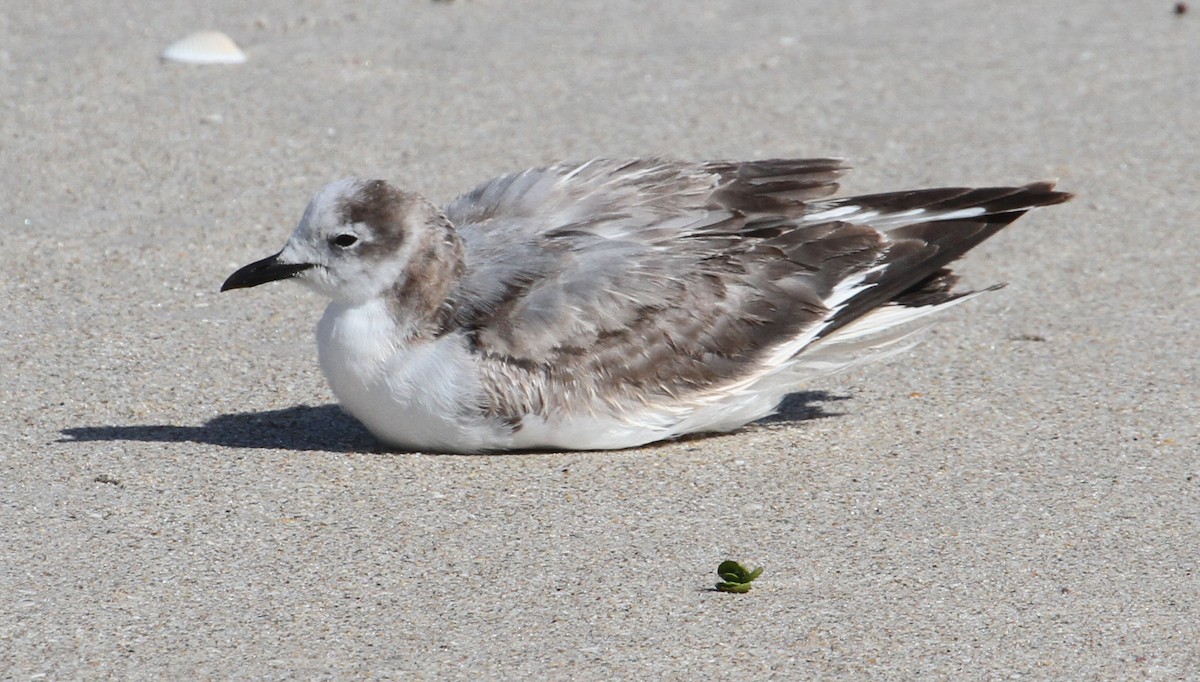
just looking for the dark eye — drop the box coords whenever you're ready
[331,234,358,248]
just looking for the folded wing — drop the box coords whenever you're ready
[441,158,1069,423]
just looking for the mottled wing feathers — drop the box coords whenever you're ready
[440,158,1068,422]
[438,159,862,418]
[444,158,847,352]
[703,158,847,212]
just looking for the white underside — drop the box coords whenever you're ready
[316,291,981,453]
[317,300,496,453]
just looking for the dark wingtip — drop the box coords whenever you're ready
[1022,181,1074,206]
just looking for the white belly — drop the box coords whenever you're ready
[316,300,505,453]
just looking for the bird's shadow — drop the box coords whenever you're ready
[58,391,847,454]
[59,404,382,453]
[756,390,849,425]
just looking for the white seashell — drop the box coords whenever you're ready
[162,31,246,65]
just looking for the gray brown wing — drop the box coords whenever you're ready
[442,159,880,417]
[442,159,1070,421]
[442,157,848,348]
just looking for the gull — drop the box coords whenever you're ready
[221,158,1070,453]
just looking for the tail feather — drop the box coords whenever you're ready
[815,182,1071,338]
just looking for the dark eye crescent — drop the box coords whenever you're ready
[332,234,358,248]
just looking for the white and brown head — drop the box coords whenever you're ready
[222,178,464,316]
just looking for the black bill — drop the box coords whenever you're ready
[221,252,314,291]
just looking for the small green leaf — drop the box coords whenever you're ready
[717,560,742,574]
[717,560,748,582]
[714,560,763,593]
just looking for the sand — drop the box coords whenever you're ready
[2,1,1198,678]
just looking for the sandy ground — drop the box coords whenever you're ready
[2,1,1198,678]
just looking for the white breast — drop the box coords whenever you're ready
[315,299,504,452]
